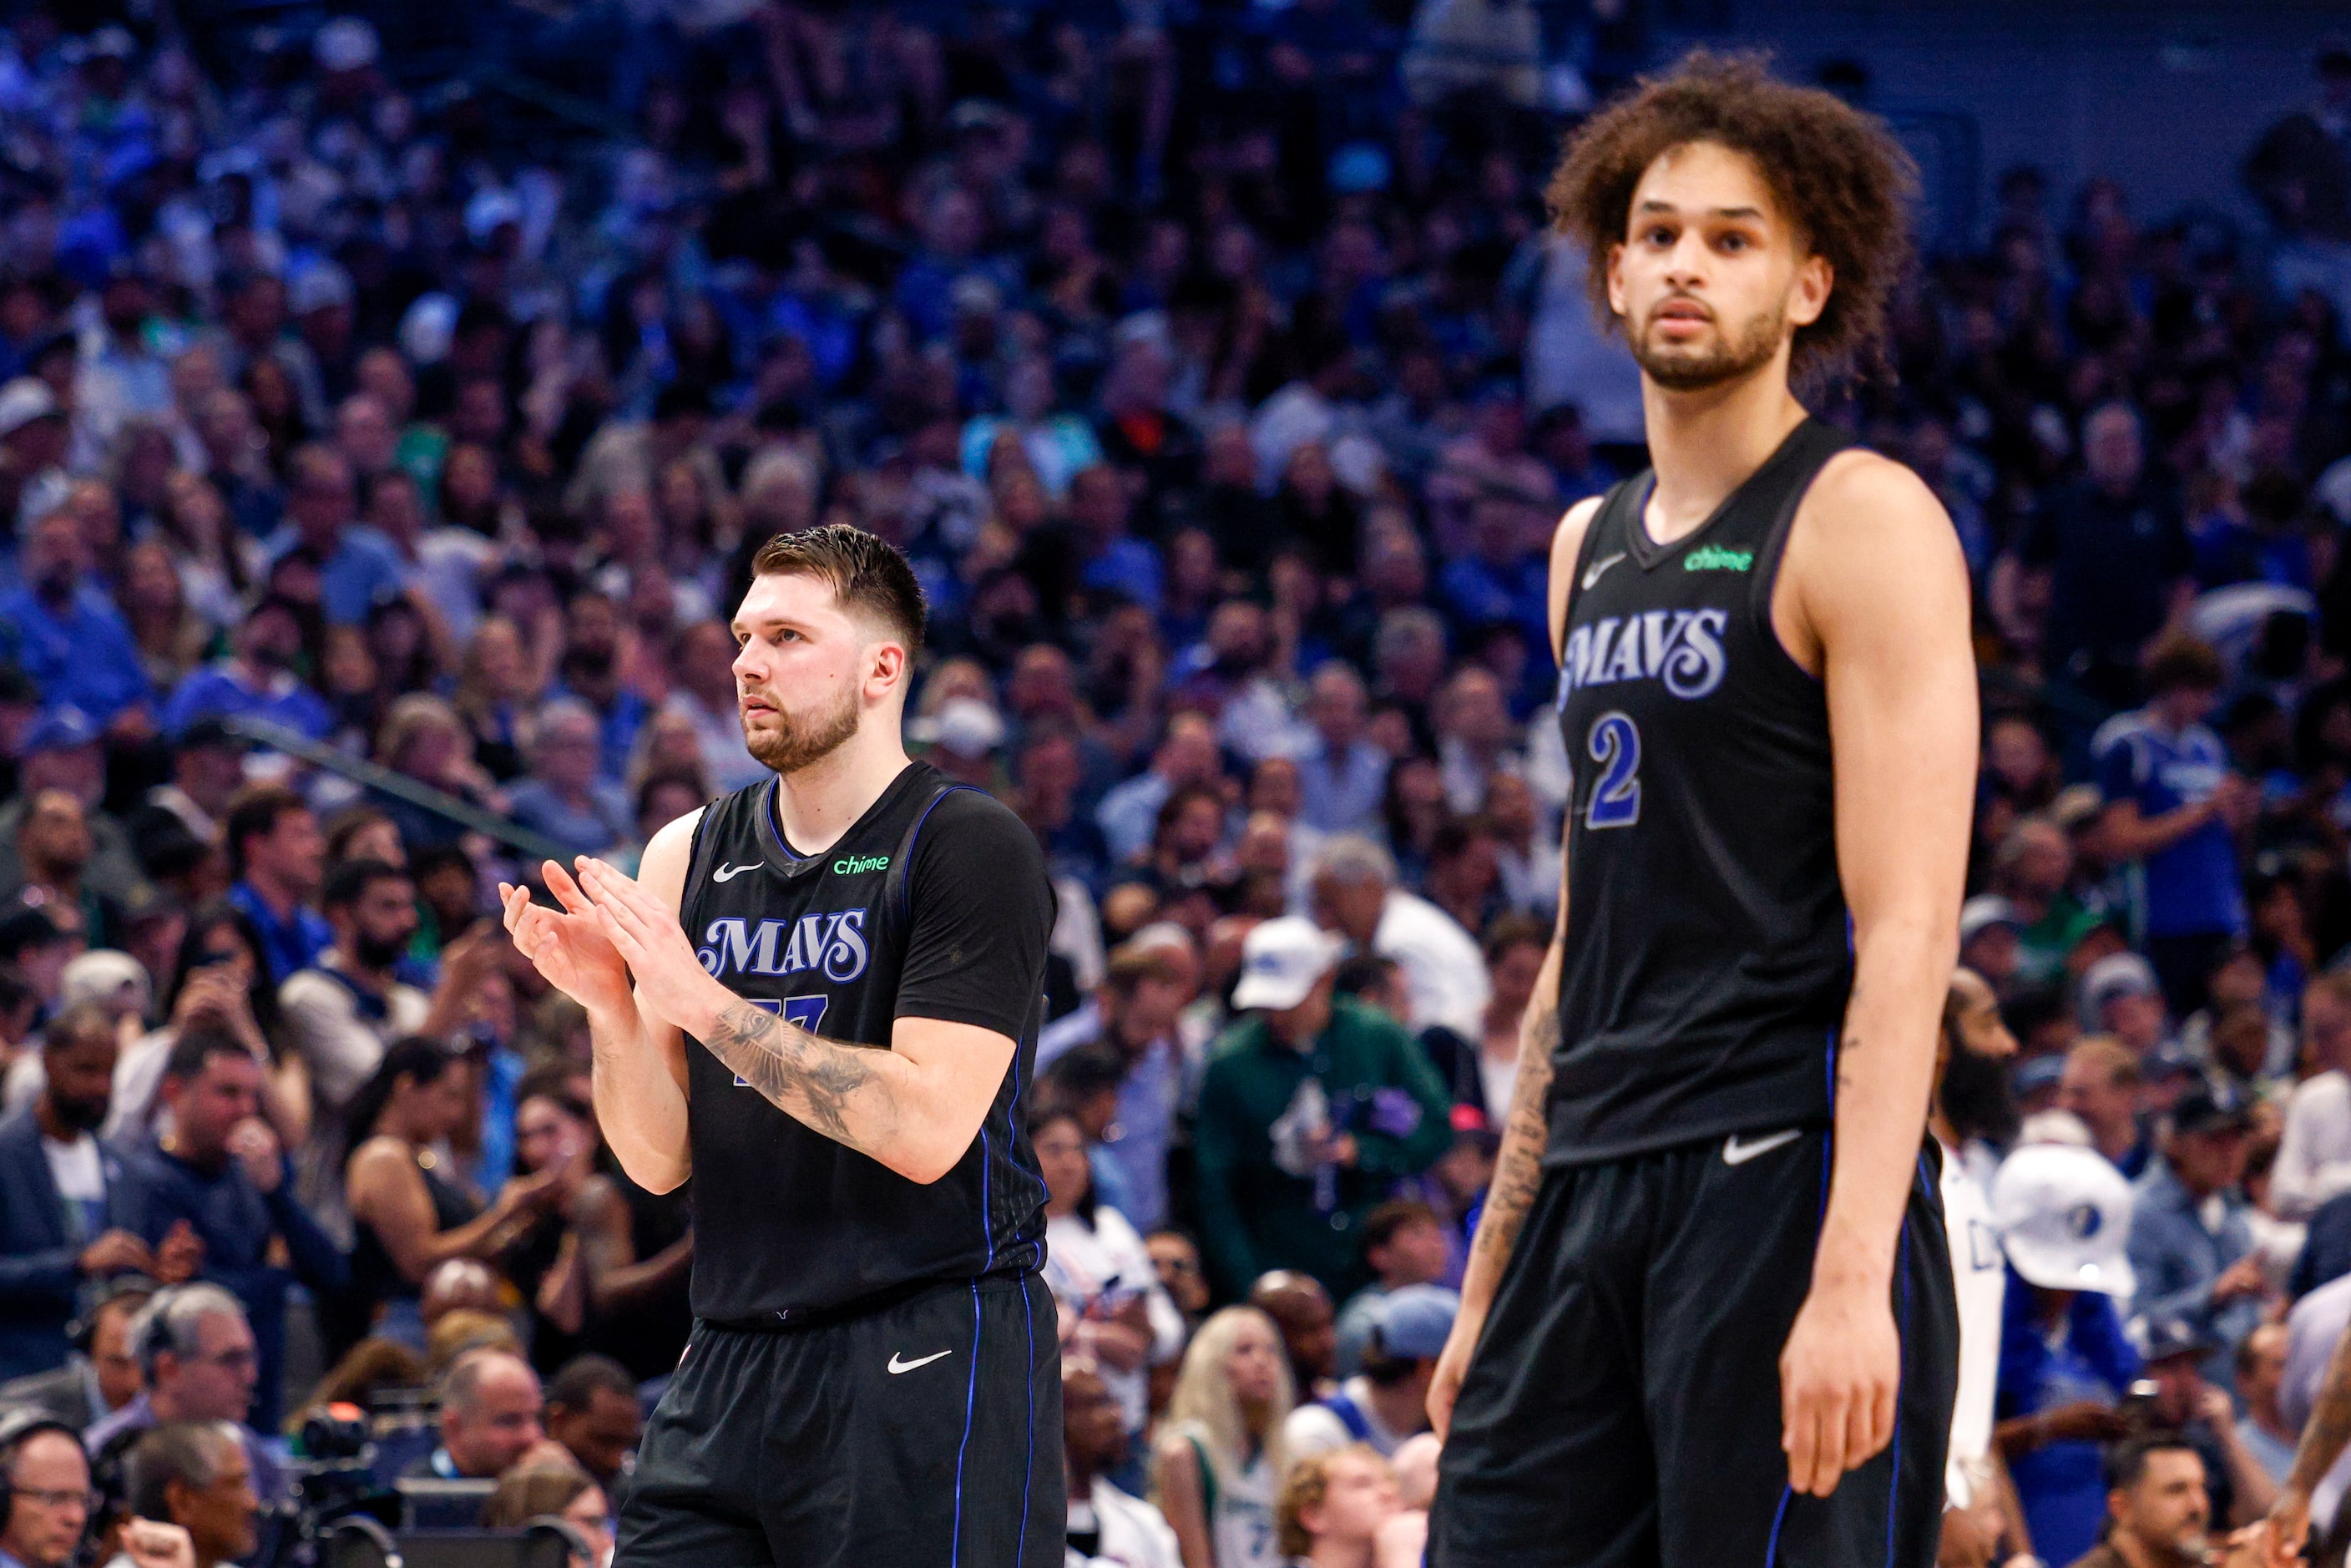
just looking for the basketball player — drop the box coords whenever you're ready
[1425,53,1975,1568]
[498,525,1060,1566]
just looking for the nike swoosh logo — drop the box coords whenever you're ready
[1581,552,1626,591]
[887,1349,953,1375]
[1722,1129,1803,1166]
[711,862,761,883]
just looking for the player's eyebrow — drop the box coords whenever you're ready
[1636,200,1766,220]
[730,615,805,639]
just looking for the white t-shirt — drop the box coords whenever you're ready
[1172,1424,1281,1568]
[1285,1376,1414,1460]
[1942,1136,2006,1509]
[43,1131,106,1241]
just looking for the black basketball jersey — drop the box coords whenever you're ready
[1546,417,1856,1166]
[676,760,1053,1324]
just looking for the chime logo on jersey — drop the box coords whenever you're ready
[695,909,871,982]
[1555,609,1731,706]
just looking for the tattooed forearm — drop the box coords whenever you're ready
[2288,1320,2351,1496]
[701,1001,901,1157]
[1469,1003,1559,1277]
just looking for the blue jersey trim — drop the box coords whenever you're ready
[949,1280,983,1566]
[1015,1277,1039,1565]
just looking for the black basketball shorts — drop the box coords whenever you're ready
[1431,1129,1957,1568]
[615,1273,1063,1568]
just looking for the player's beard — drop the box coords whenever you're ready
[1630,296,1786,392]
[743,682,861,776]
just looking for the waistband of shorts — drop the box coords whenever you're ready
[698,1270,1039,1334]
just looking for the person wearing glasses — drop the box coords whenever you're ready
[0,1413,94,1568]
[83,1285,281,1509]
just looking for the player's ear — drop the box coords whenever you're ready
[868,639,908,696]
[1787,251,1832,329]
[1604,241,1630,322]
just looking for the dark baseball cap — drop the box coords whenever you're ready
[2172,1080,2253,1136]
[2141,1316,2219,1365]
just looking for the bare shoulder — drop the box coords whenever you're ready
[1787,446,1974,644]
[1545,493,1611,656]
[634,807,708,904]
[1788,448,1959,567]
[1549,493,1609,576]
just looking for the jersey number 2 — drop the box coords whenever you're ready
[1585,712,1641,829]
[731,995,829,1088]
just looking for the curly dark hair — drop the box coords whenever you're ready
[1546,50,1919,388]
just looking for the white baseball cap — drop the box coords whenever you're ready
[1231,916,1343,1013]
[1990,1142,2136,1297]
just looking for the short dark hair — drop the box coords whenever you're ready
[2104,1430,2202,1494]
[1039,1043,1126,1107]
[223,785,308,881]
[1360,1199,1440,1260]
[544,1353,636,1415]
[2141,635,2226,696]
[123,1421,234,1521]
[321,856,407,913]
[1332,952,1401,999]
[1545,48,1919,387]
[45,999,119,1058]
[749,524,927,656]
[163,1022,250,1085]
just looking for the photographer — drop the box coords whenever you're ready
[110,1423,257,1568]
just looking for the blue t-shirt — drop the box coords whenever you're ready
[2091,709,2245,939]
[1996,1272,2141,1568]
[0,583,150,721]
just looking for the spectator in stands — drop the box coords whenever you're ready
[1099,715,1223,870]
[2081,952,2174,1063]
[132,1025,345,1429]
[1064,1356,1183,1568]
[2233,1324,2296,1487]
[339,1039,559,1353]
[87,1285,279,1505]
[1332,1202,1450,1379]
[0,1277,151,1429]
[1274,1444,1404,1568]
[2060,1036,2151,1177]
[0,513,149,730]
[1296,665,1389,837]
[2135,1317,2275,1529]
[1993,816,2108,991]
[281,860,500,1130]
[1035,1105,1186,1451]
[1306,837,1486,1040]
[1036,935,1197,1232]
[411,1348,556,1482]
[2275,971,2351,1219]
[159,598,332,744]
[220,788,328,989]
[0,1415,92,1568]
[2091,636,2255,1014]
[0,1002,183,1380]
[1286,1285,1453,1460]
[1194,918,1454,1302]
[1153,1306,1293,1568]
[2128,1081,2264,1372]
[504,700,631,862]
[1412,914,1548,1122]
[1992,1143,2143,1566]
[540,1355,640,1494]
[480,1464,614,1568]
[2070,1434,2212,1568]
[119,1421,258,1568]
[1249,1273,1340,1409]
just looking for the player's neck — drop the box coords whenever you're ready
[1638,367,1810,547]
[772,722,913,858]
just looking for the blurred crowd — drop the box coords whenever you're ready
[0,3,2337,1567]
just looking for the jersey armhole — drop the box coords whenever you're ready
[1747,424,1858,684]
[1556,480,1636,662]
[681,793,724,889]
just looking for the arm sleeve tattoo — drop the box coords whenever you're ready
[700,1000,902,1158]
[1469,1002,1559,1277]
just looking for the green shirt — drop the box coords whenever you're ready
[1192,998,1455,1302]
